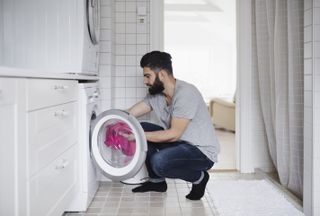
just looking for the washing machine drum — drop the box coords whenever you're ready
[90,109,147,181]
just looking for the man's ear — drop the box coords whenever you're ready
[158,70,166,80]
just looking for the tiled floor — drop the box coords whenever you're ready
[64,129,302,216]
[65,172,265,216]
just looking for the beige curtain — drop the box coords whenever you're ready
[252,0,304,198]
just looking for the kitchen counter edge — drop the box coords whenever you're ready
[0,67,99,81]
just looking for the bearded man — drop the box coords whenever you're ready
[127,51,220,200]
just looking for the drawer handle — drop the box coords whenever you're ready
[55,159,69,170]
[54,110,69,117]
[54,85,69,90]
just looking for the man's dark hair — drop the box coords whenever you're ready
[140,51,173,75]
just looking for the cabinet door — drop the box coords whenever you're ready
[0,78,21,215]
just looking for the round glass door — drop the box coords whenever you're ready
[99,118,136,168]
[86,0,100,45]
[91,109,147,181]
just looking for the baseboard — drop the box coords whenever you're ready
[210,169,238,173]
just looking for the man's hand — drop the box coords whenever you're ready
[119,131,135,141]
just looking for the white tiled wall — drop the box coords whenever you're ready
[99,0,113,110]
[103,0,150,112]
[303,0,320,215]
[99,0,151,121]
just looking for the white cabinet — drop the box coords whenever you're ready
[0,78,25,216]
[0,78,78,216]
[1,0,99,74]
[25,79,78,216]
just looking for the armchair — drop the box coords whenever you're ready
[209,98,235,132]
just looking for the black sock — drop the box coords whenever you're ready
[186,171,209,200]
[132,181,167,193]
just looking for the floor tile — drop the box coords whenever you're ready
[65,171,304,216]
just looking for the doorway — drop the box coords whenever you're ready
[163,0,237,170]
[150,0,256,174]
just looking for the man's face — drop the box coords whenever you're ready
[143,67,164,95]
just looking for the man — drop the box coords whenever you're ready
[127,51,220,200]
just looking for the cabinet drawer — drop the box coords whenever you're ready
[0,78,16,105]
[27,79,77,111]
[28,102,78,176]
[29,145,77,216]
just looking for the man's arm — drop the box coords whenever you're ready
[145,117,190,143]
[128,101,152,118]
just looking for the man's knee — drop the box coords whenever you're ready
[150,153,169,177]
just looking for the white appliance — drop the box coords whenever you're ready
[68,83,148,212]
[67,83,100,212]
[91,110,148,181]
[0,0,100,75]
[76,0,100,75]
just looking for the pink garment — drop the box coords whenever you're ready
[104,121,136,156]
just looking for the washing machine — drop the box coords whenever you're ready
[67,82,100,212]
[76,0,100,75]
[68,83,148,212]
[58,0,101,75]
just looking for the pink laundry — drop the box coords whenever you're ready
[104,121,136,156]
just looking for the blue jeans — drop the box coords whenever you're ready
[141,122,214,183]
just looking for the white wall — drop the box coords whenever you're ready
[304,0,320,215]
[99,0,113,110]
[99,0,150,117]
[164,0,237,102]
[112,0,150,111]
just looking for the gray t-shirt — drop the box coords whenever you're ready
[143,79,220,162]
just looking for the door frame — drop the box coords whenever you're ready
[150,0,254,173]
[235,0,253,173]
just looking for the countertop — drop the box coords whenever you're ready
[0,66,99,81]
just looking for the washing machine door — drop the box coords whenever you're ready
[91,109,147,181]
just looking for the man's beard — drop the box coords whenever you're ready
[148,75,164,95]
